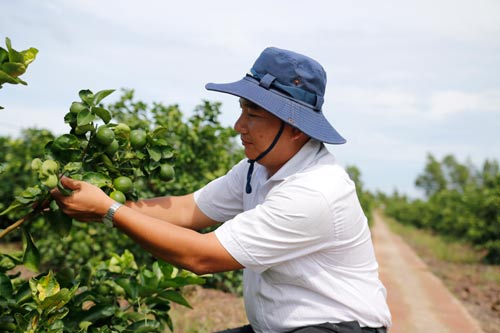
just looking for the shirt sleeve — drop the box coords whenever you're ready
[194,159,247,222]
[214,181,336,273]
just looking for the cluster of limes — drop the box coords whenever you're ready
[92,123,174,203]
[29,89,176,206]
[31,158,60,189]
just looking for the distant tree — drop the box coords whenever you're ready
[415,153,447,197]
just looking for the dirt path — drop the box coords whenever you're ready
[371,211,484,333]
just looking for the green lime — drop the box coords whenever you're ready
[96,126,115,145]
[159,163,175,181]
[31,158,43,171]
[114,123,131,138]
[105,139,119,155]
[41,159,59,175]
[69,101,87,114]
[130,129,147,150]
[42,174,59,188]
[96,284,111,296]
[110,190,126,204]
[113,176,133,193]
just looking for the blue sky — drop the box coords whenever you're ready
[1,0,499,198]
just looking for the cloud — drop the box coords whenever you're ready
[428,90,500,119]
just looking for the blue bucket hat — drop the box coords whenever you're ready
[205,47,346,144]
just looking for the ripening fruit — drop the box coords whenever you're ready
[41,159,59,175]
[113,176,133,193]
[96,126,115,145]
[114,123,131,138]
[31,158,43,171]
[69,102,87,114]
[96,284,111,296]
[105,139,119,155]
[110,190,126,204]
[42,174,59,188]
[130,129,147,150]
[159,163,175,181]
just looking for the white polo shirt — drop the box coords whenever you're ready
[194,140,391,332]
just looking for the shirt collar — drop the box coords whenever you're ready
[266,139,325,182]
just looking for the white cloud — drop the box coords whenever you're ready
[428,90,500,119]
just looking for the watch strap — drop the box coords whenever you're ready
[102,201,123,227]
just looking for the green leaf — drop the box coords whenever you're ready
[0,272,13,298]
[93,89,115,105]
[62,162,82,174]
[0,253,21,271]
[31,271,60,302]
[0,47,8,63]
[40,286,77,312]
[75,123,95,135]
[151,127,169,138]
[18,185,43,200]
[146,146,162,162]
[52,134,81,151]
[93,106,111,124]
[82,172,111,188]
[77,108,95,126]
[0,200,23,216]
[14,281,32,305]
[1,62,26,77]
[138,269,159,296]
[123,320,160,333]
[77,304,115,324]
[22,229,40,272]
[107,250,137,273]
[0,69,18,84]
[5,37,24,63]
[161,147,174,159]
[20,47,38,66]
[47,207,73,237]
[159,289,191,308]
[116,277,139,299]
[79,89,94,106]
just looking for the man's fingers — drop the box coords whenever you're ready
[59,176,81,190]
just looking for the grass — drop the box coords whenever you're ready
[383,213,482,263]
[382,211,500,283]
[168,285,247,333]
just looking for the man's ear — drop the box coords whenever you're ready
[290,126,309,142]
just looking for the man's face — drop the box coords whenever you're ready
[234,99,283,161]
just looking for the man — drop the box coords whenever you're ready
[52,47,391,333]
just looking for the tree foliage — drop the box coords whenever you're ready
[346,165,375,225]
[0,88,242,332]
[383,153,500,264]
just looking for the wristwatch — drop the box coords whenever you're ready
[102,201,123,228]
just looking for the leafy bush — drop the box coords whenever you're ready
[0,250,204,332]
[383,154,500,264]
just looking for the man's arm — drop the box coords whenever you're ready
[51,177,243,274]
[113,205,243,274]
[125,193,218,231]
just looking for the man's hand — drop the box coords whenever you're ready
[51,176,115,222]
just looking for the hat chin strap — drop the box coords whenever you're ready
[245,121,285,194]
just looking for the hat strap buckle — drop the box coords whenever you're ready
[258,73,276,89]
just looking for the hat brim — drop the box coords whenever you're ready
[206,77,346,144]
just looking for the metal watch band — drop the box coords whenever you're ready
[102,201,123,228]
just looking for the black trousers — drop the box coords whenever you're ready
[214,321,387,333]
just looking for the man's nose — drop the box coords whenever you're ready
[234,114,246,133]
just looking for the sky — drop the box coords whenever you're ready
[1,0,500,198]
